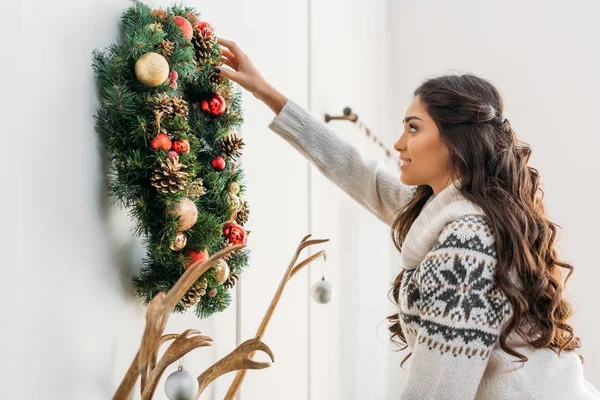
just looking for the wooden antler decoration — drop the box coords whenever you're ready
[113,244,273,400]
[224,234,329,399]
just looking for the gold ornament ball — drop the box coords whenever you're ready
[228,193,242,216]
[135,52,170,87]
[169,231,187,251]
[213,259,230,286]
[170,198,198,231]
[229,181,241,195]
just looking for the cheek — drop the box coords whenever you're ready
[412,137,450,170]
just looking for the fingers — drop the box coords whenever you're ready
[220,48,235,60]
[216,65,239,82]
[220,55,238,70]
[217,37,243,58]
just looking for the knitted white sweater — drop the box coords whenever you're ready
[268,99,600,400]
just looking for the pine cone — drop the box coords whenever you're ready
[181,279,208,307]
[150,156,190,194]
[209,71,225,87]
[192,30,217,61]
[223,272,239,290]
[236,200,250,225]
[153,93,174,115]
[220,133,245,160]
[157,39,174,57]
[171,97,189,117]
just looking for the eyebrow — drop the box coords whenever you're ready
[402,116,423,124]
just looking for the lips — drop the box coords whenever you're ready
[400,159,412,166]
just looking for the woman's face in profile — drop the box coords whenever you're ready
[394,96,454,193]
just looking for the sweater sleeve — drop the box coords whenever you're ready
[400,215,513,400]
[268,99,416,226]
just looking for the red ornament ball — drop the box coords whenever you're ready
[208,288,218,297]
[200,93,227,117]
[211,156,226,171]
[173,15,193,40]
[185,248,209,269]
[187,13,200,28]
[167,151,179,160]
[151,133,172,152]
[169,70,178,89]
[196,21,214,37]
[172,139,190,154]
[223,221,247,245]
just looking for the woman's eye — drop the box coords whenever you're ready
[409,124,418,133]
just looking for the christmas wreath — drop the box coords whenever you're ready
[93,3,250,318]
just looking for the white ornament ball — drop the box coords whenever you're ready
[165,367,199,400]
[311,278,335,304]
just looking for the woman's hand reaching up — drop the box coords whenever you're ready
[216,38,288,115]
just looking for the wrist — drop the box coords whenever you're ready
[254,81,287,115]
[253,80,274,101]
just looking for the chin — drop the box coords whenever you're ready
[400,173,413,185]
[400,173,422,187]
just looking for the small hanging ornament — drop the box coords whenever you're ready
[150,132,173,152]
[213,259,230,286]
[211,156,225,171]
[185,249,209,269]
[187,13,200,28]
[164,364,199,400]
[135,52,170,87]
[228,192,242,218]
[169,70,178,89]
[200,93,227,117]
[223,221,247,245]
[169,198,198,231]
[172,139,190,154]
[173,15,194,40]
[228,181,241,195]
[311,276,335,304]
[169,231,187,251]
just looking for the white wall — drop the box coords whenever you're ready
[389,0,600,387]
[16,0,398,399]
[308,0,405,399]
[18,0,311,399]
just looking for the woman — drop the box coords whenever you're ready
[214,38,600,399]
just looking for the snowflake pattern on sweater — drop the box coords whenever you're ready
[399,214,513,359]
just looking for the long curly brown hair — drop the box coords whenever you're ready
[387,73,581,366]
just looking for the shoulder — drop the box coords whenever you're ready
[431,214,497,259]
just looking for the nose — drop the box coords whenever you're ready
[394,132,406,153]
